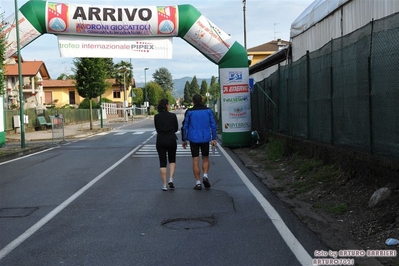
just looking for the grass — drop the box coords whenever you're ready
[265,137,286,161]
[314,203,348,215]
[290,158,342,194]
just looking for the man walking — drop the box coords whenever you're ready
[182,94,217,190]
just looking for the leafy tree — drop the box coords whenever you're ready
[73,57,109,129]
[57,73,75,80]
[200,79,208,100]
[132,87,143,105]
[208,75,220,101]
[164,91,175,108]
[113,60,133,93]
[183,81,191,106]
[102,58,115,78]
[146,82,164,107]
[153,67,173,93]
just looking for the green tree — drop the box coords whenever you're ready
[153,67,173,93]
[190,76,200,100]
[113,60,133,94]
[146,81,164,107]
[132,87,143,105]
[208,75,220,102]
[200,79,208,100]
[73,57,109,129]
[183,81,191,106]
[165,91,175,108]
[57,73,75,80]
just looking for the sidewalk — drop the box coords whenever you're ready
[0,115,147,162]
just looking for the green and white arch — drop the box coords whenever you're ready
[2,1,251,147]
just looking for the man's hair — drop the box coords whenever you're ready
[192,94,202,105]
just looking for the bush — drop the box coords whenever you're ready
[79,99,99,109]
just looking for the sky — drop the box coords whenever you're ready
[1,0,314,83]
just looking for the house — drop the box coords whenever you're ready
[4,56,49,110]
[43,78,136,108]
[4,56,136,109]
[247,39,290,66]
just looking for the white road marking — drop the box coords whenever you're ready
[218,144,313,266]
[0,145,142,261]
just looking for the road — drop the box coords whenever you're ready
[0,109,327,266]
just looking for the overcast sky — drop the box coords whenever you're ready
[2,0,314,83]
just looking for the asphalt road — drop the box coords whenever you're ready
[0,110,327,266]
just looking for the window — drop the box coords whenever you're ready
[113,91,121,98]
[69,91,76,104]
[44,91,52,105]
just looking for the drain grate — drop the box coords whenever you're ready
[0,207,38,218]
[162,217,216,230]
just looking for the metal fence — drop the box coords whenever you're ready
[251,13,399,159]
[4,108,100,131]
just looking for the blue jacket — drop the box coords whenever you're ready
[182,104,217,143]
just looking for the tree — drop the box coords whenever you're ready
[132,87,143,105]
[200,79,208,100]
[183,81,191,106]
[146,81,164,107]
[164,90,175,108]
[57,73,75,80]
[208,75,220,102]
[113,60,133,93]
[190,76,200,99]
[153,67,173,93]
[73,58,109,129]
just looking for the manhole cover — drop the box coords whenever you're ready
[162,217,216,230]
[0,207,38,218]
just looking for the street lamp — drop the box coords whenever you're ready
[242,0,247,49]
[144,67,149,111]
[118,69,128,122]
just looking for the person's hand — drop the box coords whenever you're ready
[182,141,187,149]
[211,140,217,147]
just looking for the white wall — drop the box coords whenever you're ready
[291,0,399,61]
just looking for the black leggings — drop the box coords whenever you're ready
[156,140,177,167]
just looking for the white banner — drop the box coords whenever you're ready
[220,68,251,132]
[58,35,173,58]
[183,15,235,64]
[4,12,42,58]
[47,3,179,37]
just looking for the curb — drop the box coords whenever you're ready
[0,145,51,163]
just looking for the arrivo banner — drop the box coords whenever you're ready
[47,3,179,36]
[58,35,173,58]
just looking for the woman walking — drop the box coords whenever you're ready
[154,99,178,191]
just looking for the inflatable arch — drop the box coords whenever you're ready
[1,1,251,147]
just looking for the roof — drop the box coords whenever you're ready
[249,47,290,75]
[42,78,135,88]
[290,0,351,38]
[4,60,51,79]
[43,79,75,87]
[247,39,290,52]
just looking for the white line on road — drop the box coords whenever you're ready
[218,144,313,266]
[0,145,143,261]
